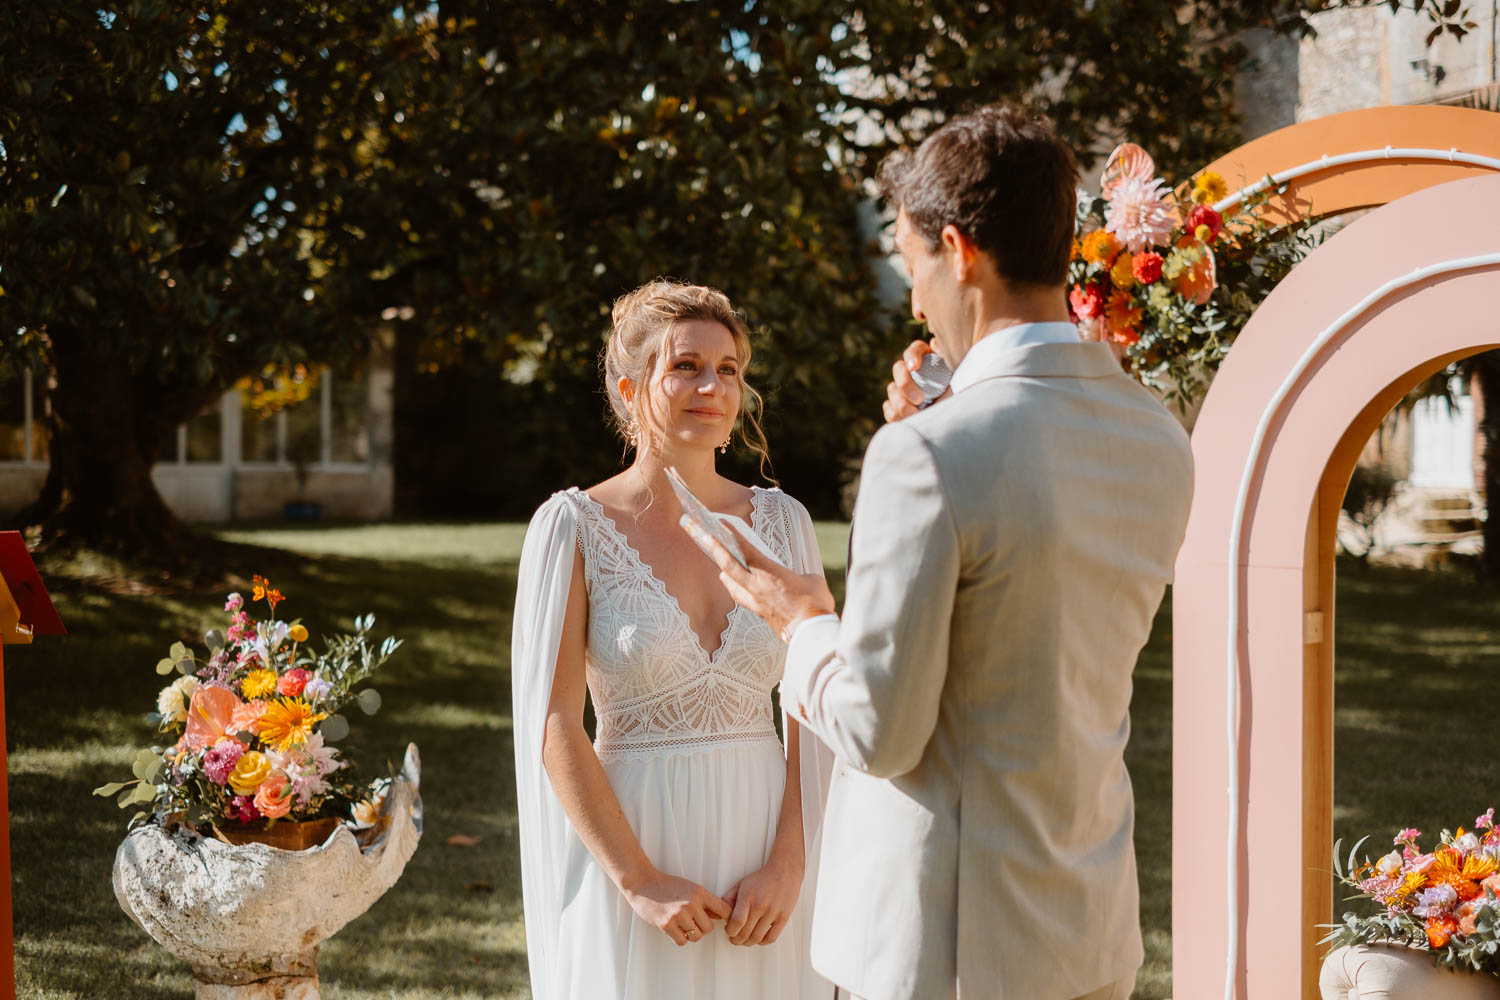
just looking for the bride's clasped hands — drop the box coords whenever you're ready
[622,844,804,948]
[619,865,730,947]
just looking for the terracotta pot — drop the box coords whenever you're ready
[214,816,341,852]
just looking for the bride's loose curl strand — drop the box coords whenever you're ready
[602,279,774,482]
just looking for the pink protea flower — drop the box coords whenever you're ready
[202,739,247,785]
[277,668,311,698]
[1104,176,1180,253]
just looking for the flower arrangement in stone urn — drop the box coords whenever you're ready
[98,575,422,1000]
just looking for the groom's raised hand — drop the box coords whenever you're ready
[698,522,834,640]
[883,339,950,423]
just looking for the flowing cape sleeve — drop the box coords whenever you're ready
[779,496,837,884]
[511,492,582,1000]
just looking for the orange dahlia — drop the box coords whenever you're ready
[1427,848,1494,900]
[1079,230,1121,267]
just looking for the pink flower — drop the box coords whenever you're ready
[1099,143,1157,201]
[1395,827,1423,845]
[277,668,310,698]
[229,699,268,736]
[1477,811,1495,831]
[181,685,247,751]
[227,794,260,823]
[303,677,332,703]
[254,771,293,820]
[1103,176,1179,253]
[224,593,244,614]
[202,739,247,784]
[1068,282,1105,320]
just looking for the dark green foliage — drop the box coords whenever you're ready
[1,2,1481,535]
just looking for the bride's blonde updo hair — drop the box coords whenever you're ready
[603,279,773,479]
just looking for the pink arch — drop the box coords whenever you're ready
[1172,173,1500,999]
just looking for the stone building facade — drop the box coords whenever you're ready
[1235,3,1499,553]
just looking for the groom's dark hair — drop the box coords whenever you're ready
[878,104,1078,288]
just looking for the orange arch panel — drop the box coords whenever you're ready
[1191,105,1500,226]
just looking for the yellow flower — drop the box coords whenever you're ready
[1109,252,1136,290]
[241,669,278,700]
[228,751,271,796]
[1192,170,1228,205]
[288,624,309,643]
[1194,224,1213,242]
[255,698,328,753]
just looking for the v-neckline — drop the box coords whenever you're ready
[579,487,763,664]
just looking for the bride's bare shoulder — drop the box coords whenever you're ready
[582,472,633,512]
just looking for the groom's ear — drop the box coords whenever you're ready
[940,224,980,280]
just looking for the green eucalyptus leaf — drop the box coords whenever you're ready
[93,781,129,797]
[356,688,381,715]
[155,658,175,675]
[320,714,350,742]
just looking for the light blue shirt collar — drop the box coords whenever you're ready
[949,321,1080,395]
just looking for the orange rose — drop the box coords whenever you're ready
[1426,914,1459,949]
[253,770,293,820]
[1457,899,1484,936]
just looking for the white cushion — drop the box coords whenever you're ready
[1320,944,1500,999]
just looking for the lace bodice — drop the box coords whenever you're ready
[559,486,797,761]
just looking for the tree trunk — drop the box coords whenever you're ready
[1472,351,1500,581]
[10,334,188,557]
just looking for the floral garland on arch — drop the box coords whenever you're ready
[94,575,402,834]
[1068,142,1322,409]
[1322,810,1500,973]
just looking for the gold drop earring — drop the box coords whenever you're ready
[719,435,731,454]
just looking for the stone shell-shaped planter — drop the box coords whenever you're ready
[112,744,423,1000]
[1321,943,1500,999]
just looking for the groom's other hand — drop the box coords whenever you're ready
[700,522,833,640]
[882,339,949,423]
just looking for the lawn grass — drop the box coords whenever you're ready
[11,523,1497,998]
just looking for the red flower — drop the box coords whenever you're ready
[1188,204,1224,241]
[1132,252,1164,285]
[1068,282,1106,320]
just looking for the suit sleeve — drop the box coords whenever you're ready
[783,420,959,778]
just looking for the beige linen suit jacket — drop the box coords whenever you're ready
[783,338,1193,1000]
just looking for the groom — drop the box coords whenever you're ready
[704,105,1193,1000]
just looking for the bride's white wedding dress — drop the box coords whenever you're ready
[513,485,835,999]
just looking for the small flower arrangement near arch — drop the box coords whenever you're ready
[1069,142,1322,408]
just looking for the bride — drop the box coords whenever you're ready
[512,279,835,998]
